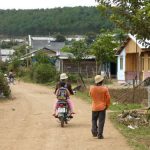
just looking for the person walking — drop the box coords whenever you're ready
[89,75,110,139]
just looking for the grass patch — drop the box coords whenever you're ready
[75,91,142,111]
[109,103,142,111]
[109,112,150,150]
[75,90,91,103]
[0,97,11,102]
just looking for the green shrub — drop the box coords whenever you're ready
[68,73,80,83]
[17,67,33,82]
[0,61,8,73]
[0,73,11,98]
[32,63,57,83]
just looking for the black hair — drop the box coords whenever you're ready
[60,81,66,87]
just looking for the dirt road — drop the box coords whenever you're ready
[0,82,133,150]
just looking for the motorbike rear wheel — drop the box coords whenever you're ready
[60,117,64,127]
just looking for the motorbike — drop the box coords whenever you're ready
[56,100,73,127]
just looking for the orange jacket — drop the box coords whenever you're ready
[89,85,110,111]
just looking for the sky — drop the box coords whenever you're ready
[0,0,98,10]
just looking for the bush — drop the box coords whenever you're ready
[0,73,11,98]
[68,73,80,83]
[17,67,33,82]
[0,61,8,73]
[32,63,57,83]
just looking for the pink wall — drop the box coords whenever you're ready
[144,72,150,79]
[125,71,139,81]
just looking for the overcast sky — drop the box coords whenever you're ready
[0,0,98,10]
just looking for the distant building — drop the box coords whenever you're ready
[28,35,85,52]
[28,35,56,52]
[1,38,25,43]
[66,35,85,41]
[0,49,15,62]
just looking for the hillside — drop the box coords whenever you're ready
[0,7,114,36]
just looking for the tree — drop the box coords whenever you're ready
[13,45,27,57]
[8,57,21,73]
[113,29,127,45]
[85,32,97,45]
[96,0,150,39]
[0,7,114,36]
[8,44,27,73]
[91,33,118,74]
[62,40,89,73]
[32,63,57,83]
[0,73,11,98]
[34,52,50,64]
[0,61,8,73]
[55,33,66,42]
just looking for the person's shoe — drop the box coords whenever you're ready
[69,115,73,118]
[98,135,104,139]
[92,133,97,137]
[92,132,98,137]
[52,114,58,118]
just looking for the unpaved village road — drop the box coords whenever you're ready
[0,82,133,150]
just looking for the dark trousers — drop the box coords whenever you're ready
[91,109,106,137]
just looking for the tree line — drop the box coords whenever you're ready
[0,7,114,36]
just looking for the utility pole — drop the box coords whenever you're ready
[0,49,2,61]
[147,86,150,108]
[26,46,29,68]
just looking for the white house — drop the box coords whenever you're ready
[0,49,15,62]
[117,48,126,82]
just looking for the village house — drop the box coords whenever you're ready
[0,49,15,62]
[116,34,150,83]
[26,35,116,77]
[28,35,85,53]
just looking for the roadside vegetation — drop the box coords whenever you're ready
[110,112,150,150]
[75,89,142,111]
[0,72,11,98]
[75,86,149,150]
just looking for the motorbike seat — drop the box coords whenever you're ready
[57,100,68,104]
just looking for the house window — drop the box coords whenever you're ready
[141,57,144,71]
[148,57,150,71]
[120,57,123,70]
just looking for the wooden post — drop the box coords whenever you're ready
[79,73,86,88]
[133,79,135,103]
[148,86,150,108]
[96,60,98,75]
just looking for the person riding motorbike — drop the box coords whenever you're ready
[53,81,70,116]
[8,70,15,84]
[53,73,75,116]
[54,73,74,95]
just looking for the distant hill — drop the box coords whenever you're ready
[0,7,114,36]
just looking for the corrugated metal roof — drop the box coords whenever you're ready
[128,34,150,49]
[116,34,150,55]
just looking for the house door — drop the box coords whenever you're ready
[117,56,125,81]
[110,62,117,78]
